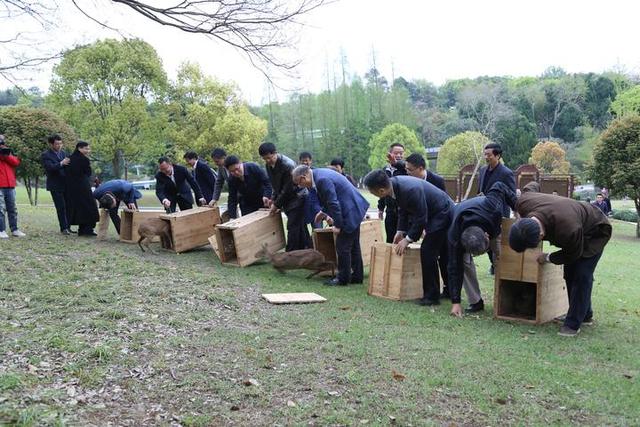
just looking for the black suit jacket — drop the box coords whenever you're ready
[478,163,516,217]
[227,162,272,218]
[155,164,203,205]
[193,160,217,203]
[41,149,68,192]
[425,171,446,192]
[392,175,454,241]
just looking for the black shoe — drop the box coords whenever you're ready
[61,229,71,235]
[416,297,440,306]
[79,231,98,237]
[324,278,347,286]
[349,279,363,284]
[465,299,484,313]
[69,229,77,234]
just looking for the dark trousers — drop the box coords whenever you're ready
[285,205,311,251]
[335,227,363,285]
[107,199,138,235]
[384,212,398,244]
[437,244,449,293]
[563,251,603,330]
[169,196,193,213]
[50,190,69,231]
[421,228,448,301]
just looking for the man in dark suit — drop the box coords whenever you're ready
[405,152,450,299]
[260,142,310,251]
[293,165,370,286]
[477,143,516,275]
[448,182,517,317]
[155,156,206,212]
[377,143,407,243]
[41,134,72,234]
[364,171,454,306]
[509,192,612,337]
[209,148,229,206]
[94,179,143,234]
[184,151,217,204]
[224,155,272,219]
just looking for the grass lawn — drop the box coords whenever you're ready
[1,206,639,426]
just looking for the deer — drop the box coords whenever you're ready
[137,218,172,254]
[254,242,335,279]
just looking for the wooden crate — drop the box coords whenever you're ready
[368,243,423,300]
[493,218,568,324]
[119,209,165,243]
[312,219,384,269]
[159,207,221,253]
[212,209,285,267]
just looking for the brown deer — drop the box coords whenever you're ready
[254,243,335,279]
[137,218,172,254]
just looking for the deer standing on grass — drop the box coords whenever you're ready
[137,218,172,254]
[254,243,335,279]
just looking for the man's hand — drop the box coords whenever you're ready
[162,199,171,208]
[269,204,280,215]
[450,304,463,318]
[208,199,218,208]
[377,210,384,220]
[537,252,549,265]
[332,226,341,234]
[127,203,136,210]
[325,216,334,226]
[394,238,410,256]
[393,231,404,245]
[198,198,206,206]
[61,157,70,166]
[262,197,271,207]
[314,211,326,225]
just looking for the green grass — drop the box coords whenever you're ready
[0,205,639,425]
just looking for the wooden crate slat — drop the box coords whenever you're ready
[368,243,422,301]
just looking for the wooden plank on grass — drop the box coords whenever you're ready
[262,293,327,304]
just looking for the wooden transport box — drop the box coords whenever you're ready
[493,218,568,324]
[159,206,221,253]
[119,209,165,243]
[211,209,285,267]
[368,242,423,300]
[312,219,384,269]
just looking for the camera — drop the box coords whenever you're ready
[0,147,12,156]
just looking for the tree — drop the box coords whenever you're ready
[494,113,538,169]
[367,123,425,170]
[590,114,640,237]
[47,38,168,178]
[528,141,570,174]
[610,86,640,118]
[457,81,513,139]
[436,131,488,175]
[0,106,77,205]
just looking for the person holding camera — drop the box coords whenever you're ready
[0,135,26,238]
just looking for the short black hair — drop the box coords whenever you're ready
[184,151,198,160]
[224,155,240,169]
[405,153,426,169]
[389,143,404,151]
[461,226,489,256]
[299,151,312,161]
[484,143,503,157]
[363,169,391,191]
[98,193,116,209]
[211,148,226,159]
[330,157,345,168]
[48,134,62,144]
[509,218,541,253]
[76,140,89,149]
[258,142,277,156]
[158,156,171,164]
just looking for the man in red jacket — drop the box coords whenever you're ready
[0,136,25,238]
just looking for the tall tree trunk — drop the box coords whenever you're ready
[35,177,39,206]
[635,198,640,238]
[24,178,33,206]
[112,150,124,178]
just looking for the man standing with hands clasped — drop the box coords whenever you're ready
[41,134,72,235]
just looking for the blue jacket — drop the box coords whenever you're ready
[41,149,68,192]
[93,179,142,204]
[227,162,272,218]
[313,168,369,233]
[155,164,203,205]
[447,182,517,304]
[192,159,217,203]
[392,175,454,241]
[478,163,516,217]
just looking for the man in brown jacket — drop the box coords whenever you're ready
[508,193,612,337]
